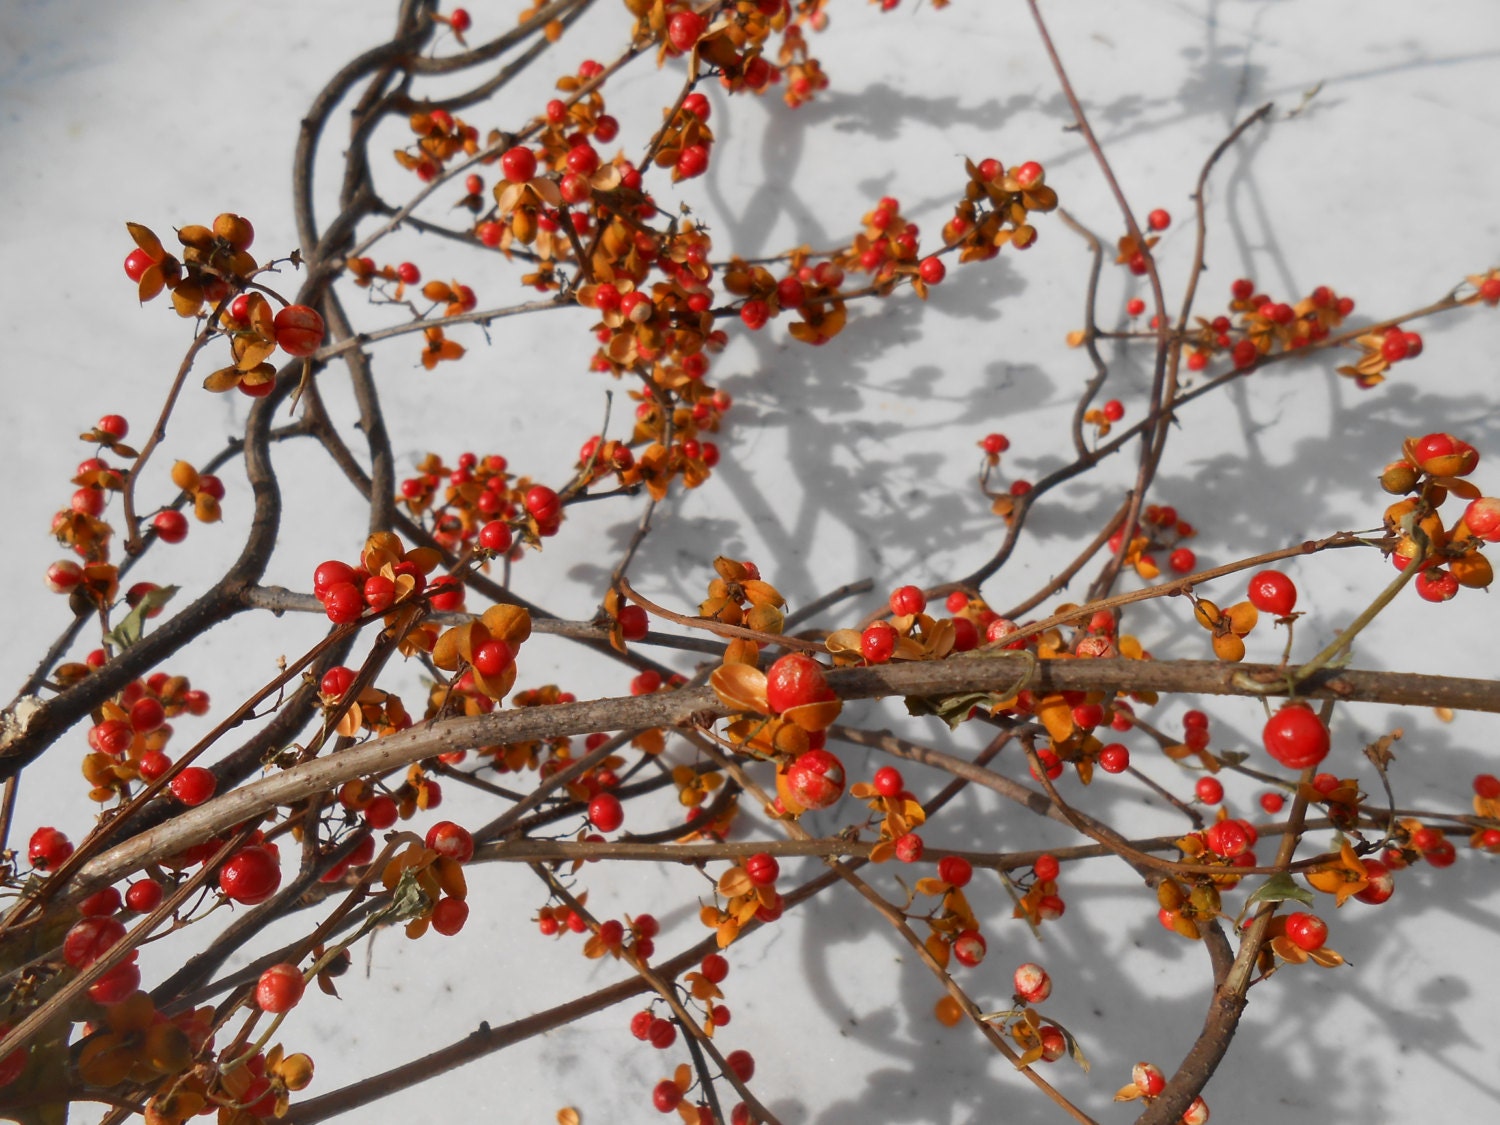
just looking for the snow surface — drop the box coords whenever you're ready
[3,1,1499,1123]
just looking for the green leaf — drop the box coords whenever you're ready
[905,691,1007,729]
[102,585,178,650]
[1245,872,1315,909]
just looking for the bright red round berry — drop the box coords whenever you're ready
[1355,858,1395,905]
[1098,743,1130,773]
[1475,773,1500,800]
[617,604,649,641]
[170,766,217,806]
[79,886,122,917]
[1204,819,1250,858]
[1262,705,1330,770]
[1247,570,1297,616]
[1284,911,1328,952]
[273,304,325,357]
[648,1018,676,1050]
[1259,791,1286,814]
[1147,208,1170,231]
[1169,547,1196,573]
[889,585,926,616]
[432,897,469,935]
[667,10,706,52]
[938,855,972,887]
[152,510,189,544]
[653,1080,682,1112]
[745,852,779,886]
[918,256,946,285]
[872,765,904,798]
[860,620,898,663]
[220,846,281,905]
[1013,962,1052,1004]
[449,7,471,33]
[765,653,834,714]
[1195,776,1224,805]
[500,146,538,183]
[125,879,163,913]
[725,1049,755,1083]
[700,953,729,983]
[588,793,624,833]
[64,915,127,968]
[981,433,1010,455]
[1033,854,1060,882]
[29,827,73,870]
[256,963,306,1013]
[363,794,399,829]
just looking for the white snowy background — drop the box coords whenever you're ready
[2,1,1499,1123]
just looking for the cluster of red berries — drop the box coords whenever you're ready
[1377,433,1496,602]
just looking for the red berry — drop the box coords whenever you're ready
[1147,208,1170,231]
[593,114,620,143]
[894,833,924,863]
[765,653,834,714]
[1247,570,1297,616]
[700,953,729,983]
[1102,398,1125,423]
[1231,278,1255,301]
[937,855,973,887]
[618,604,649,641]
[256,964,307,1013]
[125,879,163,913]
[500,146,538,183]
[1033,854,1060,882]
[1354,858,1395,905]
[431,896,469,935]
[449,7,471,33]
[648,1017,676,1050]
[427,575,465,612]
[1259,791,1286,814]
[524,485,561,523]
[478,520,514,553]
[273,305,325,357]
[950,616,979,651]
[1169,547,1196,573]
[152,510,189,544]
[918,256,946,285]
[952,929,987,967]
[425,820,475,863]
[1475,773,1500,800]
[1029,748,1062,781]
[471,639,514,677]
[79,886,122,917]
[872,766,904,797]
[396,261,421,285]
[860,620,898,663]
[64,915,127,968]
[1262,705,1330,770]
[123,248,156,282]
[1415,569,1459,602]
[745,852,779,886]
[676,144,709,179]
[323,581,364,623]
[1284,911,1328,952]
[1013,962,1052,1004]
[589,793,624,833]
[89,961,141,1005]
[667,10,705,52]
[725,1049,755,1083]
[981,433,1009,455]
[170,766,217,806]
[1232,339,1259,368]
[785,748,846,810]
[1204,819,1249,858]
[363,794,399,829]
[653,1080,682,1112]
[45,559,84,593]
[1133,1063,1167,1098]
[138,750,172,781]
[220,846,281,906]
[1014,161,1043,186]
[1098,743,1130,773]
[29,827,73,870]
[1424,839,1458,868]
[889,585,926,616]
[683,92,711,120]
[1195,776,1224,805]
